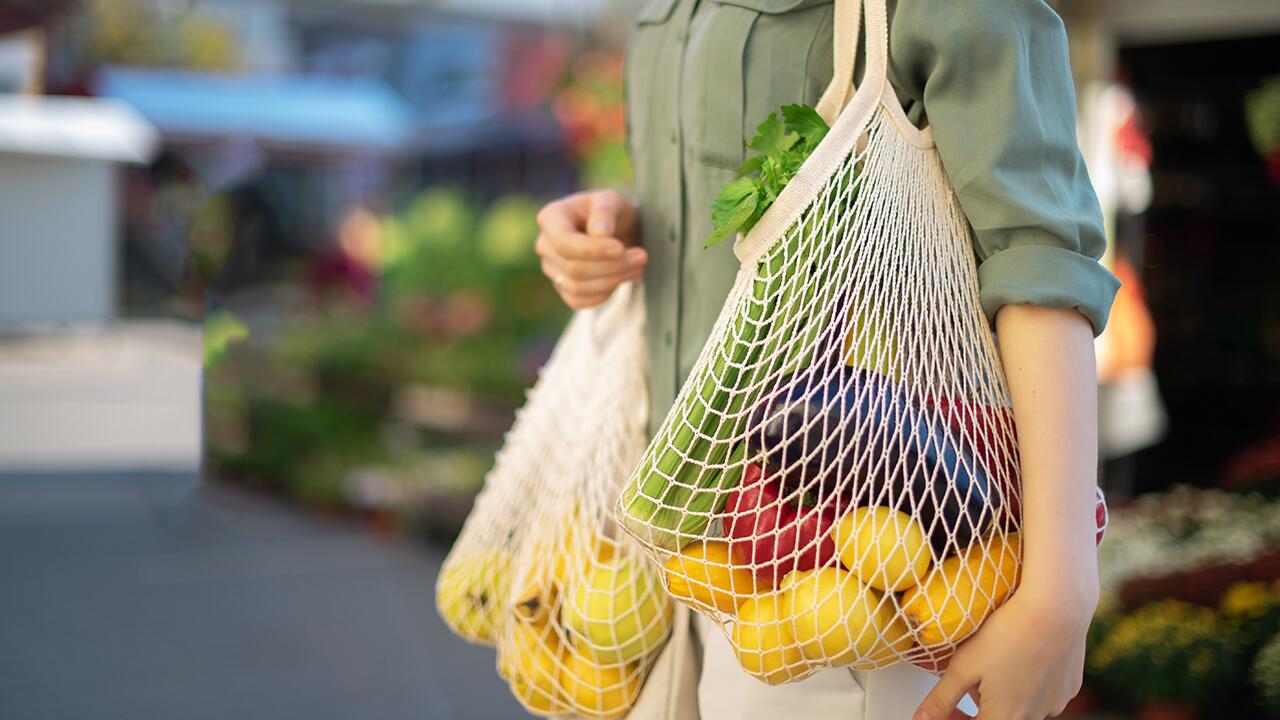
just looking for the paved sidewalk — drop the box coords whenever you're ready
[0,472,526,720]
[0,321,202,471]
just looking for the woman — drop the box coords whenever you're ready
[534,0,1119,718]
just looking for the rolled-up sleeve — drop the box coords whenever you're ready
[893,0,1120,335]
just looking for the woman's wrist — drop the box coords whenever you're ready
[1018,543,1100,622]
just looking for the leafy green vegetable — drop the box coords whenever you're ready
[707,178,761,248]
[706,104,831,248]
[782,104,830,154]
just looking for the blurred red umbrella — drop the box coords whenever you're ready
[0,0,79,33]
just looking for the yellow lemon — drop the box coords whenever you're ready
[831,507,932,593]
[733,594,806,685]
[516,519,616,626]
[564,556,672,664]
[498,622,568,715]
[663,540,758,614]
[784,566,914,666]
[559,651,641,719]
[901,532,1021,646]
[436,547,512,644]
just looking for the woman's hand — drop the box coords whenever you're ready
[915,304,1103,720]
[914,582,1098,720]
[535,189,646,309]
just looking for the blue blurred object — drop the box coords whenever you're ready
[96,67,418,151]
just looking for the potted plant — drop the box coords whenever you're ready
[1088,599,1246,719]
[1255,632,1280,719]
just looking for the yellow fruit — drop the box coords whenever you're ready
[663,540,758,614]
[552,526,617,588]
[563,556,672,664]
[498,622,568,715]
[784,566,914,666]
[844,302,899,378]
[733,594,806,684]
[436,547,511,644]
[901,533,1022,647]
[559,651,641,719]
[517,521,616,625]
[831,507,932,592]
[512,582,555,628]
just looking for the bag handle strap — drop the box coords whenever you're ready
[814,0,859,123]
[813,0,889,124]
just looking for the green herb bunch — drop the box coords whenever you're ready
[706,104,831,248]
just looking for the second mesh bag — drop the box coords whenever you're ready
[617,0,1104,683]
[437,284,675,718]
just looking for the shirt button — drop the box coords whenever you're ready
[664,331,673,347]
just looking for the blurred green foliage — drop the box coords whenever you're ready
[208,188,568,509]
[1255,632,1280,718]
[78,0,241,71]
[1089,598,1246,710]
[203,309,249,368]
[1246,76,1280,156]
[1086,579,1280,715]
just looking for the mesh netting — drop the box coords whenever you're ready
[615,0,1106,684]
[437,285,673,718]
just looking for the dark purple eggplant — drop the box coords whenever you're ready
[744,365,998,555]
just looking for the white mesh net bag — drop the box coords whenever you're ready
[615,0,1107,683]
[436,283,674,717]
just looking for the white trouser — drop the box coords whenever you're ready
[694,613,978,720]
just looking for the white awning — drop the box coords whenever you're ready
[0,95,159,164]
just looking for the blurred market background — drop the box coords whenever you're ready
[0,0,1278,718]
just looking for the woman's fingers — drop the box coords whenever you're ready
[536,238,646,279]
[540,259,642,295]
[915,666,979,720]
[585,189,638,243]
[537,228,628,262]
[535,189,644,309]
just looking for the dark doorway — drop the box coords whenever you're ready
[1119,33,1280,494]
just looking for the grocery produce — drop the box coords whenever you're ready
[620,428,752,553]
[516,526,619,626]
[620,107,841,552]
[927,397,1020,526]
[724,462,840,586]
[901,532,1022,646]
[928,396,1108,545]
[905,644,954,674]
[563,556,673,665]
[734,593,807,684]
[744,367,997,556]
[843,298,899,379]
[706,104,832,248]
[560,651,642,719]
[783,566,913,667]
[498,621,568,715]
[891,416,999,556]
[663,540,759,614]
[512,584,554,628]
[436,547,512,644]
[830,506,932,592]
[744,365,871,487]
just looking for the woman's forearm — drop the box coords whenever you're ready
[995,304,1101,614]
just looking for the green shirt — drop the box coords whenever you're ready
[625,0,1121,430]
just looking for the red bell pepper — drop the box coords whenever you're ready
[722,462,840,587]
[929,396,1107,546]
